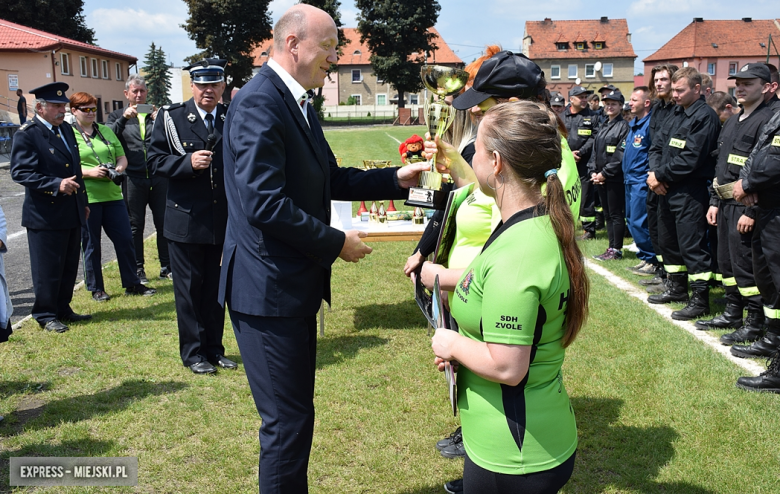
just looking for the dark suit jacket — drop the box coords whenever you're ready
[219,63,406,317]
[10,117,87,230]
[148,99,228,245]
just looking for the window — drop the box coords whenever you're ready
[101,60,109,79]
[728,87,736,98]
[602,63,613,77]
[568,64,577,79]
[729,62,737,75]
[556,42,568,51]
[594,42,604,50]
[351,69,362,83]
[80,56,88,77]
[550,65,560,79]
[585,64,595,77]
[91,58,98,78]
[409,94,419,105]
[377,94,387,105]
[377,75,385,85]
[707,63,716,76]
[60,53,71,75]
[115,62,122,80]
[353,50,361,56]
[576,42,586,50]
[351,94,362,105]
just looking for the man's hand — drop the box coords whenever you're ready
[732,179,748,202]
[737,214,755,234]
[151,106,159,121]
[647,171,668,195]
[403,251,425,277]
[396,161,433,189]
[339,230,372,263]
[191,150,213,171]
[572,150,581,162]
[591,172,605,185]
[706,206,718,226]
[122,106,138,120]
[58,176,80,195]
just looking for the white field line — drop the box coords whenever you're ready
[385,133,402,144]
[586,260,766,376]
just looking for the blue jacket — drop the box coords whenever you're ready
[622,111,652,185]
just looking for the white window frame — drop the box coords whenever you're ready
[585,64,595,78]
[376,75,385,85]
[351,94,362,105]
[728,62,737,75]
[101,60,109,79]
[79,56,88,77]
[568,64,578,79]
[602,63,613,77]
[60,53,71,75]
[91,58,99,78]
[351,69,362,83]
[707,63,716,76]
[409,94,419,105]
[115,62,122,80]
[376,93,387,105]
[550,65,561,79]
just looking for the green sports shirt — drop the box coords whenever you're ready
[451,207,577,475]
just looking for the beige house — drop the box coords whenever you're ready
[0,18,137,123]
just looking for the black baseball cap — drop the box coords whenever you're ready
[602,90,625,105]
[30,82,69,103]
[550,93,565,106]
[452,51,543,110]
[569,86,593,98]
[728,63,771,83]
[599,84,618,94]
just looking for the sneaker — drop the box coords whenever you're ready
[444,478,464,494]
[440,439,465,458]
[159,266,173,280]
[435,426,462,452]
[594,248,622,261]
[634,262,657,277]
[593,249,610,261]
[92,290,110,302]
[136,268,148,284]
[627,260,648,272]
[126,284,157,296]
[625,242,640,253]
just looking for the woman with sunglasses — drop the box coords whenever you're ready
[69,92,155,302]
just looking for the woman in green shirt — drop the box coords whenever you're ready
[431,101,589,493]
[69,92,155,301]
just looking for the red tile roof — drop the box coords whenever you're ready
[644,19,780,62]
[0,18,137,62]
[525,18,636,60]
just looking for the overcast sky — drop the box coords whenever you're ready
[82,0,778,74]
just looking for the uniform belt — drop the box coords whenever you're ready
[713,177,736,200]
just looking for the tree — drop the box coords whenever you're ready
[6,0,95,44]
[182,0,273,103]
[356,0,440,108]
[142,43,172,107]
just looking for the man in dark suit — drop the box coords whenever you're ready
[219,5,427,491]
[10,82,91,333]
[148,59,235,375]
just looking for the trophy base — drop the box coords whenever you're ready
[405,187,448,210]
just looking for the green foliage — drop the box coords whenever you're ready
[182,0,273,103]
[346,96,358,106]
[5,0,95,43]
[312,95,326,121]
[356,0,440,108]
[142,43,172,108]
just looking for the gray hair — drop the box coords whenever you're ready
[125,73,147,90]
[273,6,308,50]
[34,98,48,115]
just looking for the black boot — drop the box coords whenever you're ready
[730,329,780,359]
[695,303,743,331]
[720,311,765,345]
[648,274,688,304]
[672,287,709,320]
[736,351,780,393]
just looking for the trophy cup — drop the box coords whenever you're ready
[405,65,469,210]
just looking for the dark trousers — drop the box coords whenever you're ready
[27,227,81,324]
[463,452,576,494]
[229,310,317,494]
[646,188,663,266]
[596,181,625,250]
[753,208,780,321]
[169,240,225,366]
[625,182,655,263]
[658,179,712,288]
[81,199,140,292]
[123,175,169,270]
[717,202,760,311]
[579,176,596,233]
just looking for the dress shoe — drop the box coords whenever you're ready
[42,319,69,333]
[736,353,780,393]
[436,426,462,451]
[695,304,743,330]
[189,361,217,374]
[92,290,111,302]
[731,332,780,359]
[60,313,92,323]
[125,284,156,296]
[159,266,173,280]
[136,267,148,284]
[209,355,238,370]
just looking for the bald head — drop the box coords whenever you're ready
[273,4,334,50]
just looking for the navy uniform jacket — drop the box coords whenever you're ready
[219,64,407,317]
[10,117,87,229]
[562,106,597,171]
[148,99,228,245]
[740,111,780,209]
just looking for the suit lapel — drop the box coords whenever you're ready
[60,122,81,164]
[46,125,74,162]
[186,99,211,143]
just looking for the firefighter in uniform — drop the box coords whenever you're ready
[147,59,236,374]
[563,86,597,239]
[696,64,775,343]
[731,110,780,392]
[647,67,720,320]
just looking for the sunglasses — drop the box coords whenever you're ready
[76,107,98,113]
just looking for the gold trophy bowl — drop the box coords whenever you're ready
[406,65,469,210]
[363,159,391,169]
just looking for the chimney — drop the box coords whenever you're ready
[600,16,608,23]
[543,18,552,24]
[693,17,703,22]
[742,17,752,22]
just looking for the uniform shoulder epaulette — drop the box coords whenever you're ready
[163,102,185,111]
[18,121,33,131]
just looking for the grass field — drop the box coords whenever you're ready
[1,125,778,493]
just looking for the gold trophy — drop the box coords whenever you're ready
[405,65,469,210]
